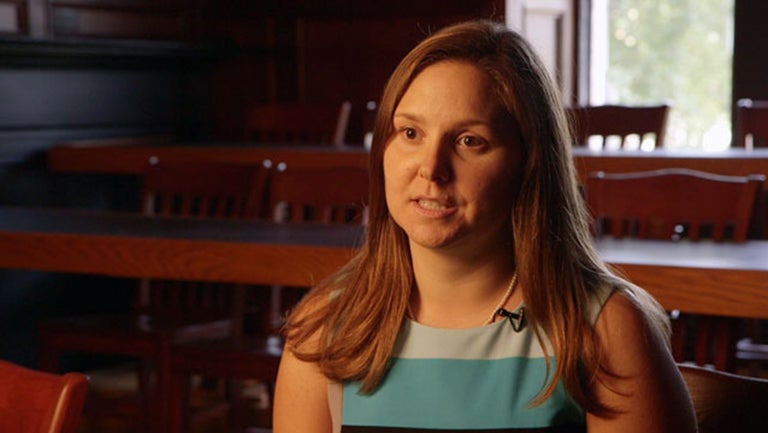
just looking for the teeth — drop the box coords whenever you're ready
[418,199,447,210]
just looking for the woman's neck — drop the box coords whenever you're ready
[408,241,518,328]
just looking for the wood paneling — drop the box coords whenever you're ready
[291,1,504,142]
[297,13,501,105]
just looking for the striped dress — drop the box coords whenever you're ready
[329,290,612,433]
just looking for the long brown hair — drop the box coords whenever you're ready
[282,19,670,413]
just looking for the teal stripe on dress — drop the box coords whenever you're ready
[342,357,583,430]
[341,426,585,432]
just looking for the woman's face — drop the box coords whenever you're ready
[383,60,524,255]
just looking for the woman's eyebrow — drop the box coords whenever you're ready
[394,112,494,129]
[392,112,422,123]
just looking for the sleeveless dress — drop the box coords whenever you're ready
[328,288,613,433]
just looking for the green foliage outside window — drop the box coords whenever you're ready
[606,0,733,149]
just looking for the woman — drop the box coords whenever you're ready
[274,20,696,433]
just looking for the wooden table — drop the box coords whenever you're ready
[0,206,361,287]
[596,238,768,319]
[1,206,766,319]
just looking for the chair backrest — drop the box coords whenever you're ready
[568,104,670,150]
[141,159,269,219]
[678,363,768,433]
[243,101,352,146]
[138,159,270,319]
[735,98,768,148]
[266,164,369,224]
[0,360,88,433]
[586,168,765,242]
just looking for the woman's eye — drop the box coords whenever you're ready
[458,135,485,148]
[402,128,418,140]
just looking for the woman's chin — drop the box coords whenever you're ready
[405,227,464,251]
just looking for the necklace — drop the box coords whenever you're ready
[406,273,518,326]
[484,273,518,325]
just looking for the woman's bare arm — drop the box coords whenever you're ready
[273,345,333,433]
[586,291,697,433]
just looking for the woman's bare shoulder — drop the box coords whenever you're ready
[587,289,696,433]
[274,288,335,432]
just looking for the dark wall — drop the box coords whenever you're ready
[0,44,216,165]
[1,69,170,157]
[732,0,768,116]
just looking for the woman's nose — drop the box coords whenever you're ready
[417,140,452,183]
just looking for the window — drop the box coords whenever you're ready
[589,0,734,150]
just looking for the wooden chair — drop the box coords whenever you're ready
[243,101,352,146]
[735,98,768,148]
[586,168,766,371]
[168,164,369,433]
[267,164,370,225]
[733,98,768,364]
[679,363,768,433]
[568,104,670,150]
[264,164,369,331]
[0,360,89,433]
[38,159,270,432]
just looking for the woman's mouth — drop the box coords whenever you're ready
[417,199,449,210]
